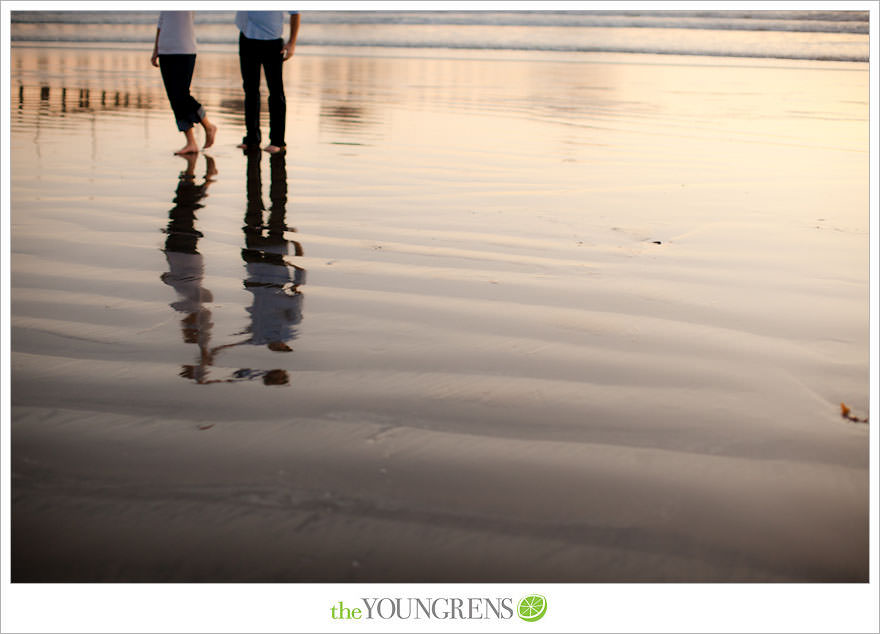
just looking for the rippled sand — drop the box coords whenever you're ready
[8,45,870,582]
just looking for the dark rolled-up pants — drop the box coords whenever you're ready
[159,54,205,132]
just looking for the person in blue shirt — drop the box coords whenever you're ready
[236,11,300,154]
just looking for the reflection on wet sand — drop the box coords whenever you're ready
[161,150,305,386]
[15,84,160,120]
[10,43,869,588]
[209,150,304,385]
[11,47,626,154]
[159,153,216,383]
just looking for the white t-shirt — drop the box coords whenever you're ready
[157,11,197,55]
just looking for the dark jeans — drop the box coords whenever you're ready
[239,33,286,148]
[158,54,205,132]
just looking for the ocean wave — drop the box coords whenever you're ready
[11,9,870,33]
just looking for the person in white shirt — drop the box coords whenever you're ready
[151,11,218,155]
[236,11,300,153]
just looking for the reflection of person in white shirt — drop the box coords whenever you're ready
[160,153,217,383]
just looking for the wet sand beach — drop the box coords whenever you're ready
[8,44,870,583]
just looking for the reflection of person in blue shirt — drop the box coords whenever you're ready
[236,11,300,153]
[209,150,304,384]
[241,149,304,349]
[240,261,304,353]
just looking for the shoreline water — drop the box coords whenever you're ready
[7,37,870,586]
[9,9,870,63]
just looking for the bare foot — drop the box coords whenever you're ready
[263,144,285,154]
[174,144,199,155]
[203,121,217,149]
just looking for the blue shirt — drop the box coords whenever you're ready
[236,11,297,40]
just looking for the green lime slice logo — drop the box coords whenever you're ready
[517,595,547,622]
